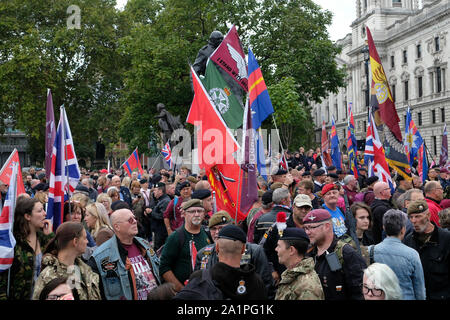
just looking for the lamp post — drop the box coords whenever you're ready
[361,43,370,123]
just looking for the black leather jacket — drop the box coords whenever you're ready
[404,223,450,300]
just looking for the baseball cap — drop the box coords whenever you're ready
[293,194,312,208]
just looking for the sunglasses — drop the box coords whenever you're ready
[362,284,384,297]
[304,223,325,231]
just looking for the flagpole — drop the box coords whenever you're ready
[271,114,287,166]
[235,96,249,223]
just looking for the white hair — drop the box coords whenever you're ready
[364,263,402,300]
[343,175,355,185]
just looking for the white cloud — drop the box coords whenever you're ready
[313,0,355,41]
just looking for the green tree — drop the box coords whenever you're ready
[0,0,126,164]
[267,77,314,150]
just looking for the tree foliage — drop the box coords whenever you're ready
[0,0,345,165]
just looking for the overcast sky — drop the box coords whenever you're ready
[115,0,355,41]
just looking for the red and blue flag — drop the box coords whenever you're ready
[47,106,81,231]
[330,116,342,170]
[122,148,144,177]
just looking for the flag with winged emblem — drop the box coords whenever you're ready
[47,106,81,231]
[201,60,244,129]
[210,24,248,92]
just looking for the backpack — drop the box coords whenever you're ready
[174,269,223,300]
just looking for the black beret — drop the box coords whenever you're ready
[191,189,212,200]
[313,169,325,176]
[280,227,309,243]
[336,169,343,174]
[327,165,336,171]
[139,178,148,184]
[274,168,288,175]
[218,224,246,243]
[262,190,273,205]
[151,174,162,184]
[111,200,130,211]
[302,171,311,177]
[38,172,46,180]
[327,173,339,179]
[75,184,90,194]
[366,176,379,185]
[34,183,49,191]
[178,181,191,190]
[155,182,166,189]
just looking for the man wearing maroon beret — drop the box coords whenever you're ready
[304,209,366,300]
[320,184,348,238]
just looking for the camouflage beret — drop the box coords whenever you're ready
[407,199,429,215]
[270,182,283,190]
[208,210,232,228]
[181,198,204,211]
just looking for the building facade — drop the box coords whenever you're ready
[312,0,449,162]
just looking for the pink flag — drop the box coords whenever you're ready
[45,89,56,180]
[210,25,248,92]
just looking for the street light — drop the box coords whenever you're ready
[361,43,370,108]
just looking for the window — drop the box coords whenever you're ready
[363,121,367,133]
[393,0,402,7]
[432,110,436,124]
[437,67,442,92]
[435,37,440,52]
[392,84,396,102]
[433,136,437,155]
[403,50,408,64]
[418,112,422,126]
[442,108,446,122]
[416,44,421,59]
[404,81,409,101]
[418,76,423,98]
[391,55,395,69]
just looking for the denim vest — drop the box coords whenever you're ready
[92,235,160,300]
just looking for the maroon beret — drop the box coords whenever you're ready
[303,209,332,224]
[321,183,339,196]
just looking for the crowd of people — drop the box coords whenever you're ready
[0,146,449,301]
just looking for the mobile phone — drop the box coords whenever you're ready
[44,222,49,229]
[325,252,342,272]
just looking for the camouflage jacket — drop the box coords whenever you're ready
[275,257,325,300]
[32,254,101,300]
[0,232,54,300]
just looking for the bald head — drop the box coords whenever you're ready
[374,182,390,199]
[111,208,132,229]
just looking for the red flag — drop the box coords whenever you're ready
[367,27,402,142]
[0,149,25,196]
[122,148,144,177]
[321,121,332,167]
[210,25,248,92]
[188,66,246,221]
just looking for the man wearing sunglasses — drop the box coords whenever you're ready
[159,199,211,293]
[88,208,161,300]
[305,209,366,300]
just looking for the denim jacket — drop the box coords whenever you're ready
[89,235,160,300]
[369,237,426,300]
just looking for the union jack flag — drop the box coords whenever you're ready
[370,108,394,192]
[364,111,375,176]
[47,106,81,231]
[0,162,18,272]
[161,141,173,169]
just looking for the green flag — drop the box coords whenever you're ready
[201,61,244,129]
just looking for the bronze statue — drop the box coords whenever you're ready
[155,103,184,143]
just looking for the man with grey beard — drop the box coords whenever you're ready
[159,199,211,293]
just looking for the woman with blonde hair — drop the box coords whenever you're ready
[96,192,113,216]
[84,202,113,241]
[121,176,131,189]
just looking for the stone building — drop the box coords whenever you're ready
[312,0,449,162]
